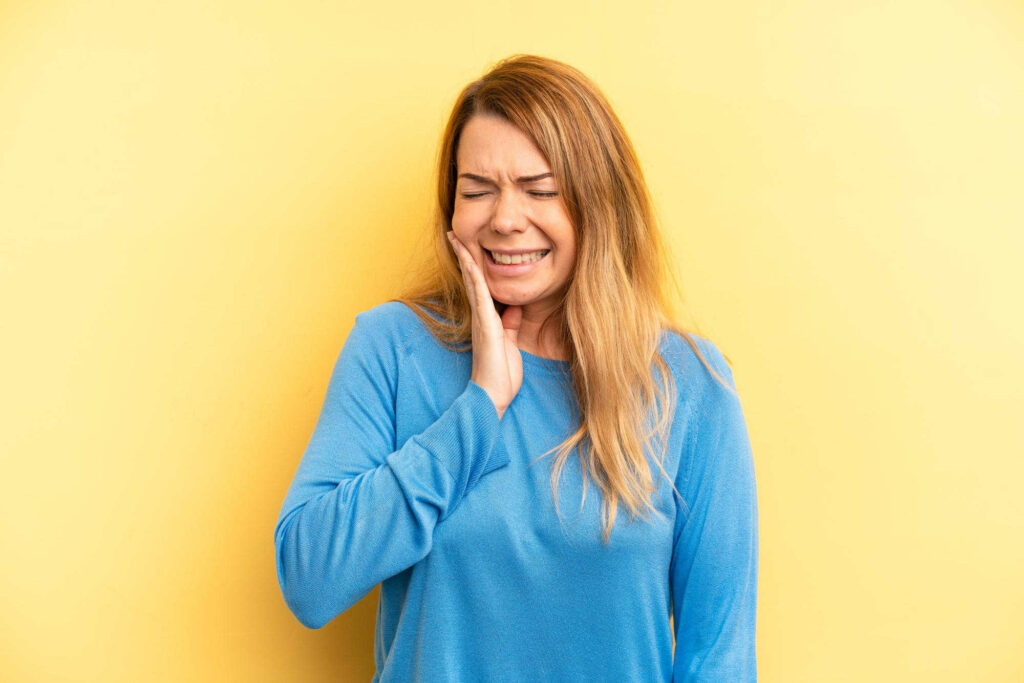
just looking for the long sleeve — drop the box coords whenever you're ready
[670,338,759,681]
[273,311,508,629]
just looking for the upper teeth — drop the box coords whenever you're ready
[491,250,548,265]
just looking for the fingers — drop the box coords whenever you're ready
[501,304,522,346]
[447,231,474,302]
[448,231,492,320]
[500,303,522,332]
[450,236,473,301]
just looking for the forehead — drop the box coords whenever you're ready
[456,114,550,175]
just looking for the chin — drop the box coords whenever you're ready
[491,292,537,306]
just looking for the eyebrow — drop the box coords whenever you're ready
[457,172,554,184]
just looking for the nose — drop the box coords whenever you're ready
[490,188,527,234]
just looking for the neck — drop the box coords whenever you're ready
[505,302,568,360]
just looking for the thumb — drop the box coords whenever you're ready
[500,304,522,345]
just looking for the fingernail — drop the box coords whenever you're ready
[446,231,453,240]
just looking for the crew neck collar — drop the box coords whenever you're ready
[520,348,570,373]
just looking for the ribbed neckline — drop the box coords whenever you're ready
[520,348,570,374]
[396,300,571,376]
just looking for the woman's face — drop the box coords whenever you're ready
[451,113,576,317]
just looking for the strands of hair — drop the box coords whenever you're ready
[393,53,733,544]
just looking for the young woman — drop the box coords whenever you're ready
[274,54,759,682]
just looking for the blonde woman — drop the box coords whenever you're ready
[274,54,759,682]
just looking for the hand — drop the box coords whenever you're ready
[447,230,523,419]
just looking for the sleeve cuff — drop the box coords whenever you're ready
[407,380,508,493]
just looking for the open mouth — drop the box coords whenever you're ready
[485,249,551,265]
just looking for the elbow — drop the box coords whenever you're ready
[274,501,376,630]
[288,600,331,630]
[301,613,330,630]
[275,518,333,630]
[289,594,332,630]
[277,553,334,630]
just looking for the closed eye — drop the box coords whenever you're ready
[460,191,559,199]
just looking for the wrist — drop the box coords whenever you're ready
[470,379,506,419]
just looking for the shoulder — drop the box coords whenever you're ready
[658,328,735,392]
[354,299,417,333]
[349,300,441,359]
[657,327,741,432]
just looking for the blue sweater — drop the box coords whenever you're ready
[274,301,758,681]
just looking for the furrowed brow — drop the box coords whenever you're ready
[458,172,554,184]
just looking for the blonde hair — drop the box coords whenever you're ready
[391,53,733,544]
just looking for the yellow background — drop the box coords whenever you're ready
[2,1,1022,680]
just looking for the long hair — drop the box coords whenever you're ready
[391,53,733,544]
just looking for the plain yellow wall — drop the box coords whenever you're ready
[2,1,1022,680]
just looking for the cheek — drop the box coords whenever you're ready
[557,254,574,279]
[552,228,575,258]
[449,213,470,241]
[452,200,487,223]
[554,240,576,277]
[451,202,470,226]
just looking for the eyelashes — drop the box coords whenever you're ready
[460,192,558,199]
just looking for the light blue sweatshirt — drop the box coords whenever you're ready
[274,301,758,681]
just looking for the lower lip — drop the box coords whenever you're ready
[484,250,550,276]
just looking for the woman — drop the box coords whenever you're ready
[274,54,759,682]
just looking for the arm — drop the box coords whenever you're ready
[273,311,506,629]
[670,338,759,681]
